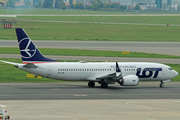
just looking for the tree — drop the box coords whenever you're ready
[43,0,53,8]
[134,4,141,10]
[74,2,83,9]
[24,0,31,8]
[34,2,39,8]
[85,0,126,11]
[119,5,126,11]
[86,5,92,10]
[104,4,111,9]
[177,5,180,12]
[33,0,42,8]
[55,1,60,8]
[104,3,119,10]
[92,1,100,10]
[97,0,104,8]
[54,0,63,9]
[70,4,74,9]
[60,2,67,10]
[90,0,105,10]
[6,0,15,8]
[61,5,67,10]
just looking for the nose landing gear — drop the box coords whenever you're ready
[160,81,164,88]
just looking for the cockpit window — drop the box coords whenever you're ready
[168,68,172,70]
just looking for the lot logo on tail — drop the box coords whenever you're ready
[19,38,36,58]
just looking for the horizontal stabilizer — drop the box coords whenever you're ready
[0,60,19,65]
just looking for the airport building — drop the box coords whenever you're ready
[110,0,180,10]
[31,0,76,6]
[64,0,76,6]
[37,0,76,7]
[0,0,26,7]
[0,0,7,7]
[0,0,77,7]
[0,0,7,3]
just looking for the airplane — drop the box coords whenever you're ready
[0,28,178,88]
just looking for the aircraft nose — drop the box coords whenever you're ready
[173,70,179,77]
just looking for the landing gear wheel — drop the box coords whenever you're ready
[160,84,164,88]
[88,81,95,87]
[159,81,164,88]
[101,82,108,88]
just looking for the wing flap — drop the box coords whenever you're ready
[87,73,116,81]
[87,62,123,81]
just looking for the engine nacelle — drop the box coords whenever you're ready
[119,75,139,86]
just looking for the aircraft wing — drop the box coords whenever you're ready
[87,62,122,81]
[97,72,122,80]
[97,72,116,78]
[87,73,115,81]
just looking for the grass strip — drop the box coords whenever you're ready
[1,22,180,41]
[0,58,179,82]
[0,47,180,59]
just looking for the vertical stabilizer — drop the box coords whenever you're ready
[16,28,57,64]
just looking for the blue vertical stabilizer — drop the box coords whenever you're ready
[16,28,57,64]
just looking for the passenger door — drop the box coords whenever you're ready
[47,66,52,76]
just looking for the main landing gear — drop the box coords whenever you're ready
[88,81,95,87]
[159,81,164,88]
[88,81,108,88]
[101,82,108,88]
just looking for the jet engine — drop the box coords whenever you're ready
[119,75,139,86]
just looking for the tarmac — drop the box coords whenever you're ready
[0,82,180,120]
[1,82,180,100]
[1,99,180,120]
[1,54,180,64]
[1,40,180,56]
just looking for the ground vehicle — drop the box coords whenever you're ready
[0,105,10,120]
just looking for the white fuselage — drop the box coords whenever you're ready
[17,62,178,82]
